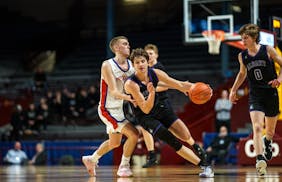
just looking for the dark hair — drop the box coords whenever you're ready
[238,24,260,43]
[129,48,149,63]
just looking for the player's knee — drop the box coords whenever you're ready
[128,128,139,142]
[155,126,182,151]
[109,141,121,149]
[130,131,139,143]
[253,123,263,133]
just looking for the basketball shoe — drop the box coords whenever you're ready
[193,143,208,165]
[263,136,273,160]
[199,166,214,178]
[82,155,98,177]
[256,159,267,176]
[142,152,158,168]
[117,164,133,177]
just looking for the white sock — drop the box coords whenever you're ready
[120,155,130,166]
[91,151,101,163]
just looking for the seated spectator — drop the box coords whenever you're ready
[76,87,89,118]
[37,98,49,131]
[24,103,40,135]
[10,104,25,141]
[4,141,28,165]
[85,85,99,121]
[53,90,64,123]
[206,126,238,164]
[33,68,47,92]
[29,142,47,165]
[64,92,78,126]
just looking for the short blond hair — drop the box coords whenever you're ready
[109,36,128,53]
[144,43,159,54]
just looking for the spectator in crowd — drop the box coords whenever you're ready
[76,87,89,119]
[10,104,25,141]
[36,98,49,131]
[86,85,99,121]
[53,90,64,124]
[29,142,47,165]
[205,126,238,164]
[88,85,99,107]
[214,90,233,132]
[4,141,28,165]
[33,68,47,92]
[24,103,40,135]
[45,90,56,123]
[64,91,78,126]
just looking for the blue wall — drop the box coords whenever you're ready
[0,141,113,165]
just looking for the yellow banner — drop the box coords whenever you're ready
[275,47,282,120]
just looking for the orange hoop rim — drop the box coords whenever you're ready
[202,30,225,41]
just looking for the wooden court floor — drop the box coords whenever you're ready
[0,165,281,182]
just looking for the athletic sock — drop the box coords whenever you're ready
[91,151,101,163]
[120,155,131,166]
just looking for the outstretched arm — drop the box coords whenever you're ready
[124,80,155,114]
[154,68,193,94]
[229,53,247,104]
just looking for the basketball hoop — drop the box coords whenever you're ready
[202,30,225,55]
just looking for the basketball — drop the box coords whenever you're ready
[188,82,213,104]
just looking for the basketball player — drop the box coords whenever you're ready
[229,24,282,176]
[137,43,209,168]
[124,48,214,177]
[82,36,139,177]
[133,43,169,168]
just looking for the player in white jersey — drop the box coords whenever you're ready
[82,36,139,177]
[98,58,135,133]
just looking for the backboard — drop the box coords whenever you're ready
[183,0,258,44]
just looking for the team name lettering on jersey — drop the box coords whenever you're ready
[246,60,266,71]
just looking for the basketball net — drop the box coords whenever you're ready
[202,30,225,55]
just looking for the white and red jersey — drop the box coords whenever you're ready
[98,58,134,132]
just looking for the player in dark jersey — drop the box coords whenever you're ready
[229,24,282,176]
[124,48,214,178]
[135,44,209,168]
[135,44,170,168]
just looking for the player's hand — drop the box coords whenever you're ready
[125,95,137,107]
[147,82,155,94]
[185,81,194,96]
[229,90,238,104]
[129,99,137,107]
[268,79,281,88]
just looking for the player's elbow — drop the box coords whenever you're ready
[143,109,150,114]
[141,105,152,114]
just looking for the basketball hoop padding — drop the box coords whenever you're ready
[202,30,225,55]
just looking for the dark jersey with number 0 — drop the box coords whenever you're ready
[241,44,277,89]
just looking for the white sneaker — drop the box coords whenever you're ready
[82,155,98,177]
[199,166,214,178]
[256,160,267,176]
[117,164,133,177]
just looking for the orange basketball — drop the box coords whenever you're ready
[188,82,213,104]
